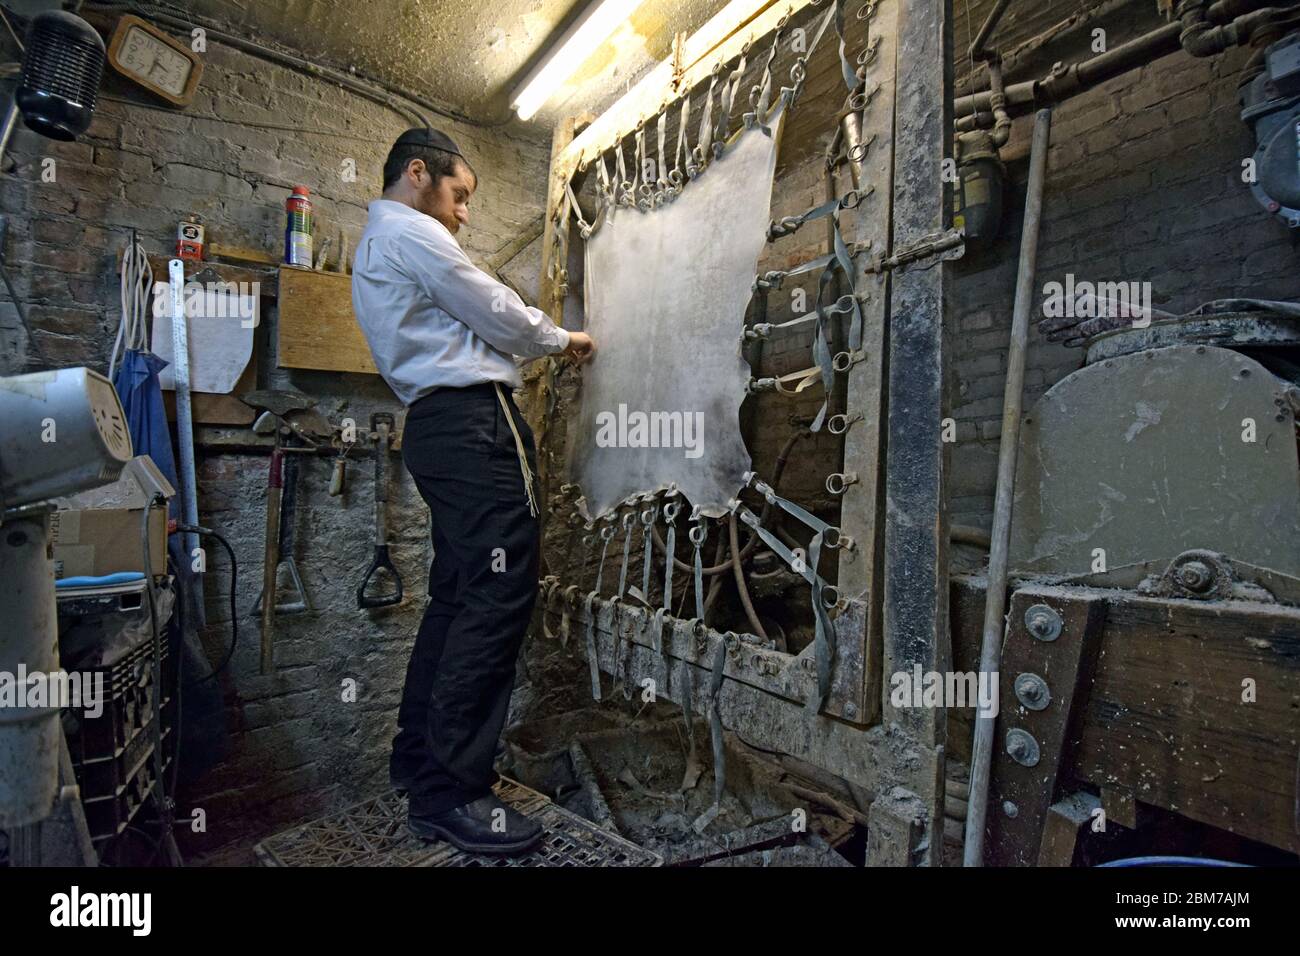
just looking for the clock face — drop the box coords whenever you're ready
[119,25,192,97]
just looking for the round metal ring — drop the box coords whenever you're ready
[839,189,862,209]
[822,527,842,549]
[790,60,807,83]
[827,414,850,435]
[600,524,617,541]
[582,534,595,548]
[832,351,856,372]
[821,585,839,608]
[856,1,876,21]
[825,473,850,495]
[664,501,682,521]
[848,91,868,111]
[689,524,708,546]
[622,512,637,531]
[848,142,869,163]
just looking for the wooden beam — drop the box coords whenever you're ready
[1038,792,1102,867]
[985,586,1107,866]
[836,0,899,727]
[879,0,954,864]
[538,115,582,327]
[556,0,817,175]
[1072,591,1300,855]
[949,576,1300,858]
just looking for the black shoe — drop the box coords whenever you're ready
[408,794,543,856]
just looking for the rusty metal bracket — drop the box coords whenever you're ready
[865,227,965,275]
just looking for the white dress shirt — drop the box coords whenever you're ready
[351,199,570,405]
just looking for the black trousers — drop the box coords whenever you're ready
[393,381,541,815]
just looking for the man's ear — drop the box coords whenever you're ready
[406,158,426,185]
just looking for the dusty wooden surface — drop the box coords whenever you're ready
[276,266,376,375]
[950,576,1300,857]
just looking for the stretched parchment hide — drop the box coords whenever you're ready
[572,106,786,519]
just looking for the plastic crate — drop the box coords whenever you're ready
[62,636,173,844]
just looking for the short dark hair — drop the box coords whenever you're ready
[382,144,476,191]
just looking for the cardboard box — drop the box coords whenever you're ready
[51,456,175,580]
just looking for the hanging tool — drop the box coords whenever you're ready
[258,445,283,673]
[253,439,311,617]
[329,439,349,496]
[242,389,332,446]
[242,388,331,672]
[357,411,403,609]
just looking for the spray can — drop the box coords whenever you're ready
[177,216,204,261]
[284,186,313,267]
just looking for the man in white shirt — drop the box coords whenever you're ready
[352,127,594,855]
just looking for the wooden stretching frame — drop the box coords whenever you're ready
[537,0,953,866]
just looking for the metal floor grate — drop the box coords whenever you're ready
[254,778,661,867]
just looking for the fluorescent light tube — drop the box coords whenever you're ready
[510,0,646,121]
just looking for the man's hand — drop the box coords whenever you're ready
[563,331,596,366]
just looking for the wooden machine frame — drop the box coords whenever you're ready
[535,0,1300,866]
[535,0,955,866]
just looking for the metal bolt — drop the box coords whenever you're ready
[1024,604,1061,642]
[1006,728,1041,767]
[1003,801,1019,818]
[1176,560,1213,593]
[1014,673,1051,711]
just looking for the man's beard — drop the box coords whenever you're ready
[417,184,456,234]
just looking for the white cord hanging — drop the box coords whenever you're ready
[109,235,153,381]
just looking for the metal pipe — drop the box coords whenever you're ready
[971,0,1013,62]
[964,108,1053,868]
[985,58,1013,148]
[954,21,1183,117]
[1178,1,1298,57]
[0,98,18,170]
[955,0,1293,119]
[0,512,60,830]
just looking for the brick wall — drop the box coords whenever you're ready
[948,42,1300,529]
[0,20,552,856]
